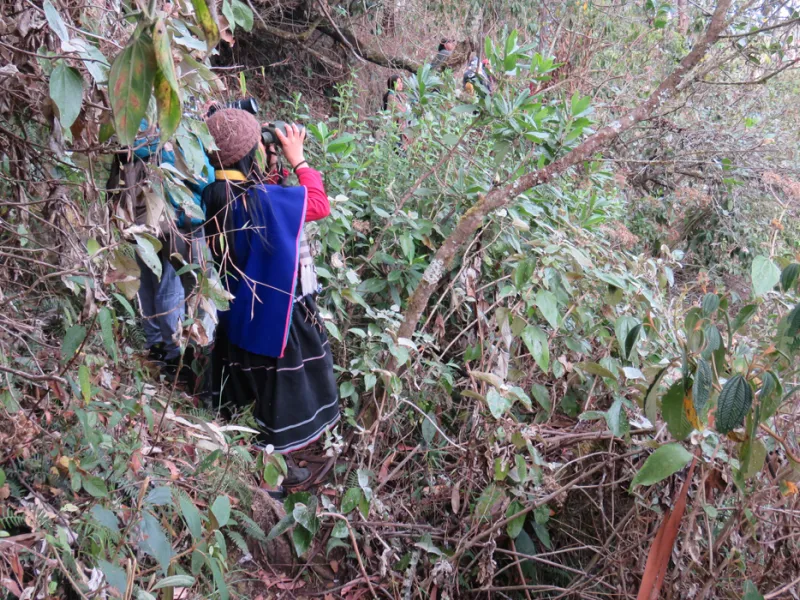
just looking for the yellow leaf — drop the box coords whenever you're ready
[683,390,703,431]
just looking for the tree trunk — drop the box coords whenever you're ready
[395,0,732,341]
[678,0,689,35]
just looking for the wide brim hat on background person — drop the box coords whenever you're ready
[205,108,261,169]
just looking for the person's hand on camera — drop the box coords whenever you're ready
[275,123,307,170]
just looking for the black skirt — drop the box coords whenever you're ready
[211,294,340,453]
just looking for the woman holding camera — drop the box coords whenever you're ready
[202,108,338,490]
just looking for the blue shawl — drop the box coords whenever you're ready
[220,184,307,358]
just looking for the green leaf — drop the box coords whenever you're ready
[153,17,182,141]
[474,484,505,521]
[740,438,766,480]
[732,304,757,332]
[134,234,162,280]
[513,260,534,290]
[570,92,591,117]
[701,293,720,317]
[145,486,173,506]
[191,0,220,52]
[575,362,616,380]
[615,316,638,358]
[78,365,91,404]
[341,487,363,514]
[743,580,764,600]
[624,323,643,360]
[421,411,437,445]
[49,63,84,129]
[780,263,800,292]
[529,522,551,550]
[531,383,551,412]
[291,495,319,535]
[108,27,157,146]
[505,501,526,539]
[43,0,70,42]
[90,505,119,533]
[521,325,549,372]
[83,475,108,498]
[98,307,118,363]
[266,514,294,542]
[178,493,203,539]
[98,560,127,596]
[140,512,173,574]
[630,443,693,489]
[153,575,196,590]
[535,290,560,329]
[484,388,512,420]
[715,375,753,434]
[292,525,313,556]
[207,556,228,600]
[605,396,629,438]
[211,495,231,528]
[693,359,712,417]
[221,0,236,33]
[231,0,254,31]
[758,371,783,423]
[662,380,692,441]
[786,303,800,338]
[751,255,780,297]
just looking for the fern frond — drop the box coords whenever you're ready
[227,530,250,555]
[232,510,266,543]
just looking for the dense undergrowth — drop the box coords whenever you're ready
[0,0,799,599]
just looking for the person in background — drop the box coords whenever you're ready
[382,74,412,149]
[202,109,339,491]
[106,119,214,382]
[430,38,456,71]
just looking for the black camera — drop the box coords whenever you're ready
[261,121,305,146]
[206,97,259,117]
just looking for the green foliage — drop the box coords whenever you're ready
[630,444,693,489]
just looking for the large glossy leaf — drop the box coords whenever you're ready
[153,575,196,590]
[140,512,173,573]
[615,316,638,358]
[98,560,127,596]
[701,293,719,316]
[505,500,526,539]
[341,487,363,513]
[49,63,84,129]
[605,396,629,438]
[757,371,783,423]
[211,495,231,527]
[535,290,560,329]
[781,263,800,292]
[43,0,69,42]
[786,303,800,338]
[231,0,254,32]
[630,443,693,489]
[739,437,766,480]
[751,255,780,297]
[692,359,712,417]
[191,0,220,52]
[624,323,643,360]
[292,525,312,556]
[178,493,203,539]
[61,324,86,363]
[576,362,616,380]
[743,581,764,600]
[521,325,549,372]
[98,307,118,363]
[108,27,156,146]
[484,388,512,419]
[715,375,753,434]
[134,234,162,280]
[153,17,182,141]
[731,304,757,333]
[662,380,692,441]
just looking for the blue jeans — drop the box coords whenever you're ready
[136,252,184,360]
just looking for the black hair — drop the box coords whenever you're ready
[203,144,267,268]
[383,75,402,111]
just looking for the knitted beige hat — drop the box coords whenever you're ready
[205,108,261,168]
